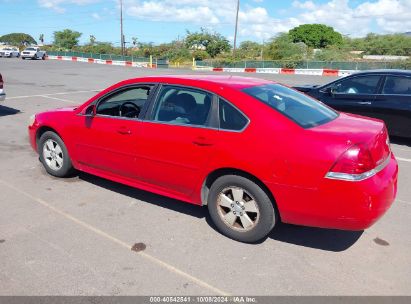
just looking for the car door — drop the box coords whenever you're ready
[74,85,154,179]
[318,75,382,117]
[373,75,411,138]
[136,85,218,197]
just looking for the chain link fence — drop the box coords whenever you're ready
[196,60,411,70]
[47,51,410,70]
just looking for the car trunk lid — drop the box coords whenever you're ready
[311,112,391,178]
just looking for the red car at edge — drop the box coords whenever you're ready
[28,75,398,243]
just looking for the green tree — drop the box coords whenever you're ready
[289,24,343,48]
[79,42,115,54]
[192,50,209,60]
[267,33,307,60]
[346,33,411,56]
[53,29,82,50]
[185,28,231,58]
[238,41,263,59]
[0,33,37,46]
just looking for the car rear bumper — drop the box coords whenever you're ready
[270,154,398,230]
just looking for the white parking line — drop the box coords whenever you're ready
[0,179,229,296]
[396,157,411,163]
[40,95,78,104]
[7,90,102,100]
[391,146,411,152]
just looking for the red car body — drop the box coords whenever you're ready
[29,75,398,231]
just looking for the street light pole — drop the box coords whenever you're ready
[233,0,240,57]
[120,0,125,56]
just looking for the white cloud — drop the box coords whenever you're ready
[292,1,316,10]
[91,12,101,20]
[38,0,411,38]
[38,0,99,13]
[123,0,236,25]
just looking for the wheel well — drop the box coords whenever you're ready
[201,168,279,216]
[36,126,60,148]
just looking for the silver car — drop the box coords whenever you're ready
[0,47,20,58]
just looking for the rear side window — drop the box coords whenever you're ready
[219,99,248,131]
[382,76,411,95]
[243,84,338,128]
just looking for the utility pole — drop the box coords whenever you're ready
[233,0,240,57]
[261,39,264,60]
[120,0,125,56]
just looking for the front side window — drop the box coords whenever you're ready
[96,85,153,118]
[327,75,381,94]
[152,86,213,126]
[243,84,338,128]
[382,76,411,95]
[219,99,248,131]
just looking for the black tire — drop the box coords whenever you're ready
[38,131,74,177]
[207,175,277,243]
[42,54,46,60]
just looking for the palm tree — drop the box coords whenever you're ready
[89,35,96,45]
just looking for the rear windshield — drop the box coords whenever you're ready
[25,48,36,51]
[243,84,338,128]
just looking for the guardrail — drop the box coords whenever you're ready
[47,51,169,68]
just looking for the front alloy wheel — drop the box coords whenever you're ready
[38,131,74,177]
[43,139,64,171]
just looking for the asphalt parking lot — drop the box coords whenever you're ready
[1,58,410,296]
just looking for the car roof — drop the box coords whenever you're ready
[351,69,411,76]
[130,75,273,89]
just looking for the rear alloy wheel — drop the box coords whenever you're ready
[208,175,276,243]
[38,131,74,177]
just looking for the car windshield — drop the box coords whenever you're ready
[3,48,11,50]
[25,48,36,51]
[243,83,338,128]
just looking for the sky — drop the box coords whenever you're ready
[0,0,410,46]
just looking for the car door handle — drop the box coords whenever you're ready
[117,127,132,135]
[358,101,372,105]
[193,137,213,147]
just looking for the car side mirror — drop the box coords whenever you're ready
[85,104,96,117]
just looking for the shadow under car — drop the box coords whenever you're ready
[73,172,364,251]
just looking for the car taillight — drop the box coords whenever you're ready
[329,143,376,175]
[0,74,3,89]
[326,129,391,181]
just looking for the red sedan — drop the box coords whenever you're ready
[28,75,398,242]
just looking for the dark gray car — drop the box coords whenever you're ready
[294,70,411,138]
